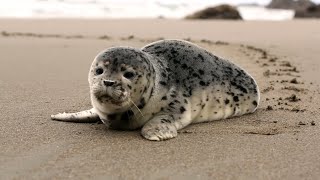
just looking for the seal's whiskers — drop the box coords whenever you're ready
[129,98,144,118]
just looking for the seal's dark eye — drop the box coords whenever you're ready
[123,72,135,79]
[95,68,104,75]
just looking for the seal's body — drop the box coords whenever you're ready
[51,40,260,141]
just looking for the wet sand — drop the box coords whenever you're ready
[0,19,319,179]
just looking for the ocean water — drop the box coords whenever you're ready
[0,0,295,20]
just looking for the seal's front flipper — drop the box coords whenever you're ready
[51,108,100,123]
[141,114,192,141]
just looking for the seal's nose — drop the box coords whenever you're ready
[103,80,116,86]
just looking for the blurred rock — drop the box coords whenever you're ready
[295,4,320,18]
[267,0,315,11]
[185,4,242,20]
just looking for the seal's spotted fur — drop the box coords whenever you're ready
[51,39,260,141]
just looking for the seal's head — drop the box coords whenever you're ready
[89,47,155,114]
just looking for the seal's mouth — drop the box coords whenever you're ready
[98,90,129,106]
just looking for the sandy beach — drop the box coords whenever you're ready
[0,19,319,179]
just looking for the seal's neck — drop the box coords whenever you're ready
[135,56,156,111]
[107,110,137,130]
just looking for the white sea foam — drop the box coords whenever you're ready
[0,0,300,20]
[238,6,294,21]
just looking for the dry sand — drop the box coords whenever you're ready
[0,19,319,179]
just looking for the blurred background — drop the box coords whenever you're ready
[0,0,319,20]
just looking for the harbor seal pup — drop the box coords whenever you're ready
[51,39,260,141]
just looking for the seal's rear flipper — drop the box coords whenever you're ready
[51,108,100,123]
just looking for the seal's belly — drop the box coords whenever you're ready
[188,87,259,124]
